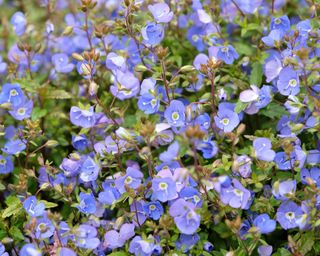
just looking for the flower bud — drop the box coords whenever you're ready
[72,53,84,62]
[89,81,99,96]
[180,65,195,72]
[62,26,73,36]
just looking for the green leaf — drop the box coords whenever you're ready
[233,42,254,56]
[2,203,22,218]
[260,102,287,119]
[31,107,48,121]
[235,101,248,113]
[297,232,314,255]
[9,226,24,241]
[0,182,5,191]
[108,252,129,256]
[46,89,72,99]
[40,200,58,209]
[250,62,263,86]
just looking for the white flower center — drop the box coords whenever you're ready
[124,176,133,184]
[149,204,156,211]
[221,118,229,126]
[274,18,281,24]
[288,79,297,87]
[172,112,180,121]
[17,107,26,115]
[158,182,168,190]
[285,211,295,220]
[221,47,229,53]
[10,89,18,96]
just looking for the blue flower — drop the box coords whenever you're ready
[159,141,179,163]
[77,192,96,214]
[253,137,275,161]
[194,113,211,131]
[258,245,273,256]
[79,156,100,182]
[179,187,202,206]
[141,22,164,46]
[130,200,147,226]
[0,83,26,107]
[60,157,81,177]
[8,99,33,121]
[185,74,204,92]
[72,134,88,151]
[277,67,300,96]
[300,167,320,187]
[106,52,127,73]
[239,219,251,239]
[253,214,276,234]
[220,179,252,209]
[215,45,239,64]
[169,198,200,234]
[35,215,55,239]
[0,242,8,256]
[176,234,200,253]
[57,248,76,256]
[0,56,7,75]
[10,12,26,36]
[98,179,121,205]
[110,70,140,100]
[196,138,218,159]
[270,15,290,34]
[2,139,26,155]
[20,244,41,256]
[77,60,96,79]
[151,177,178,202]
[274,146,306,170]
[233,155,252,178]
[138,93,160,114]
[296,19,311,38]
[52,53,75,73]
[143,201,164,220]
[263,50,283,82]
[115,167,143,193]
[23,196,45,217]
[276,200,303,230]
[262,29,283,47]
[0,155,13,174]
[204,241,214,252]
[74,224,100,250]
[148,3,173,23]
[232,0,263,14]
[186,25,206,52]
[129,236,161,256]
[104,223,135,249]
[272,179,296,200]
[70,106,97,128]
[214,107,239,132]
[164,100,186,127]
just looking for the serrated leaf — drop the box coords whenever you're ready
[2,203,22,218]
[9,226,24,241]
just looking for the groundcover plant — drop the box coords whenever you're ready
[0,0,319,255]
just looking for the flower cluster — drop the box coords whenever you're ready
[0,0,319,255]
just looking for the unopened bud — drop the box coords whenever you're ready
[72,53,84,61]
[89,81,99,96]
[62,26,73,36]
